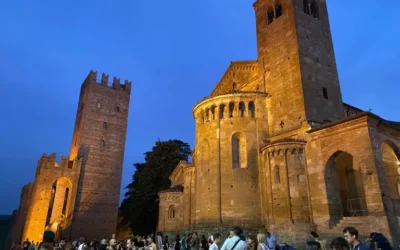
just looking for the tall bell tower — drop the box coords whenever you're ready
[253,0,344,134]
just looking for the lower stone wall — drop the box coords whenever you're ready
[160,222,400,250]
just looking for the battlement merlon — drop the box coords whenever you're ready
[84,69,132,94]
[36,153,83,173]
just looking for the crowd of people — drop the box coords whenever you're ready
[10,226,393,250]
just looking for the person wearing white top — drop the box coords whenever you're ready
[220,227,247,250]
[209,234,221,250]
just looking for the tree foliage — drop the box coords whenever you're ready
[120,139,191,235]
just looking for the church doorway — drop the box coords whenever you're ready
[325,151,368,223]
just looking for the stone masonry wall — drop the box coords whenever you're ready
[68,71,131,239]
[193,92,268,227]
[22,154,82,243]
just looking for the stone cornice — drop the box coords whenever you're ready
[192,91,267,116]
[260,138,307,152]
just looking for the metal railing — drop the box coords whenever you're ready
[346,198,368,216]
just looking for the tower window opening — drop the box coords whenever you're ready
[229,102,235,118]
[103,122,108,129]
[310,0,319,19]
[239,102,245,117]
[168,206,176,219]
[62,188,70,215]
[304,0,319,19]
[275,2,283,19]
[219,104,225,119]
[100,140,105,147]
[233,82,237,90]
[211,106,216,120]
[267,7,274,25]
[205,108,210,122]
[274,166,281,184]
[304,0,310,15]
[97,103,101,109]
[116,106,120,112]
[322,87,328,99]
[248,101,255,118]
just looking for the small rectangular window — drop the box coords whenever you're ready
[322,87,328,99]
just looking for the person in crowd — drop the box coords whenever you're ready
[209,234,221,250]
[174,235,181,250]
[157,233,163,250]
[266,233,276,250]
[256,234,267,250]
[342,227,370,250]
[147,235,157,250]
[163,236,170,250]
[190,233,200,250]
[220,227,247,250]
[369,233,392,250]
[39,243,53,250]
[200,235,208,250]
[330,238,349,250]
[306,241,321,250]
[180,234,187,250]
[310,232,327,250]
[247,235,258,250]
[23,239,31,250]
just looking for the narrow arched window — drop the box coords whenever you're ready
[239,102,245,117]
[100,140,105,147]
[231,133,247,169]
[232,136,240,169]
[310,0,319,19]
[219,104,225,119]
[267,7,274,25]
[233,82,237,90]
[211,106,216,120]
[229,102,235,118]
[275,2,283,19]
[116,106,120,112]
[168,206,176,219]
[200,110,205,124]
[205,108,210,122]
[103,122,108,129]
[303,0,310,15]
[274,166,281,184]
[248,101,255,118]
[62,188,69,215]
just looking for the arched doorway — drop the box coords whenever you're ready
[44,177,72,239]
[381,142,400,199]
[325,151,368,225]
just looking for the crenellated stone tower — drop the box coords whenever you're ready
[68,70,131,239]
[14,70,131,244]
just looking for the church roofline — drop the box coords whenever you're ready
[308,112,400,133]
[209,60,258,96]
[343,102,364,112]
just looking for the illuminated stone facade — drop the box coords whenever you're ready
[8,71,131,244]
[158,0,400,247]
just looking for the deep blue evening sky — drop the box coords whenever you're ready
[0,1,399,215]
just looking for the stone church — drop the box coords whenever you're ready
[157,0,400,246]
[7,71,131,245]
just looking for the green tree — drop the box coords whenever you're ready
[120,139,191,235]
